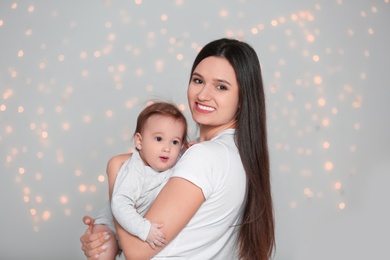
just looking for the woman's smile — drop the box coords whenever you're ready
[196,102,216,112]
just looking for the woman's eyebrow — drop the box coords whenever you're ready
[192,72,231,86]
[192,72,202,78]
[214,78,231,86]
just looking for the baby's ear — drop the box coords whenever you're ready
[135,133,142,150]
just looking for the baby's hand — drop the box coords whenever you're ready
[146,222,167,250]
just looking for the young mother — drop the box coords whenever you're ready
[80,38,275,260]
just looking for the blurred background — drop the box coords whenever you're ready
[1,0,389,259]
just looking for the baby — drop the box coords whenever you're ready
[106,101,188,258]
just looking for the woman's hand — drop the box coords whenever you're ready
[80,216,115,259]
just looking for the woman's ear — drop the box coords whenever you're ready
[135,133,142,150]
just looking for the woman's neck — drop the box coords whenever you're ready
[199,123,236,142]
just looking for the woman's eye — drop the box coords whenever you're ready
[193,78,203,84]
[217,85,227,90]
[155,137,162,141]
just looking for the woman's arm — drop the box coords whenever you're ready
[114,177,205,259]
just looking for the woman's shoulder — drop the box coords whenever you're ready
[198,131,235,151]
[189,139,225,151]
[183,140,231,164]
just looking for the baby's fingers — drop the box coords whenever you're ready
[148,241,157,250]
[159,238,167,246]
[152,223,164,229]
[154,239,164,247]
[157,232,166,240]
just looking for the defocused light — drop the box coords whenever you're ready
[60,196,68,204]
[42,211,51,221]
[325,161,333,171]
[79,185,87,192]
[334,182,342,189]
[98,175,105,182]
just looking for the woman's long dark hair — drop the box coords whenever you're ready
[190,38,275,260]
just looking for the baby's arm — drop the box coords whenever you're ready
[110,156,166,248]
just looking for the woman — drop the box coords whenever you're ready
[80,38,275,260]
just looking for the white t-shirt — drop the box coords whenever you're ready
[154,128,246,259]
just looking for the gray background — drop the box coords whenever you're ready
[1,0,389,259]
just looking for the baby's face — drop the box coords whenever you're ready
[136,115,185,172]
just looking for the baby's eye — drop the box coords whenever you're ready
[155,137,162,142]
[172,140,180,145]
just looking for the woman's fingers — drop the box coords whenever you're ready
[83,215,95,226]
[85,244,108,258]
[80,229,110,258]
[80,228,92,245]
[88,232,111,249]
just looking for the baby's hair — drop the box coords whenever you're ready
[134,101,188,145]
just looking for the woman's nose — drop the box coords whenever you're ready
[197,85,211,101]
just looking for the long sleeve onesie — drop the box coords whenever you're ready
[111,150,171,241]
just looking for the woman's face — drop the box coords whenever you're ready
[187,56,240,137]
